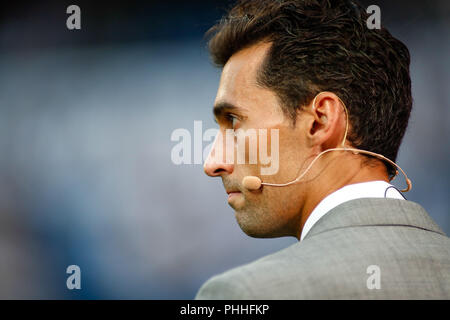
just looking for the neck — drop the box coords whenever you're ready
[295,156,389,239]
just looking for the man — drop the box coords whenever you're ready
[196,0,450,299]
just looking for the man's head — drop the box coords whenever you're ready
[203,0,412,239]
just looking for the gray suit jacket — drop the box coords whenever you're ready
[195,198,450,299]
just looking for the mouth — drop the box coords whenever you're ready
[226,189,242,202]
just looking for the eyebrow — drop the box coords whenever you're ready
[213,101,247,119]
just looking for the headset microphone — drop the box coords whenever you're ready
[242,176,264,191]
[242,93,412,193]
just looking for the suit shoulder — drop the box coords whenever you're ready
[195,242,312,299]
[195,269,250,299]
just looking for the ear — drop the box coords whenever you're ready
[305,92,347,149]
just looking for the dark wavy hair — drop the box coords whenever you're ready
[206,0,412,177]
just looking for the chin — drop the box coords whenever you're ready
[235,210,291,238]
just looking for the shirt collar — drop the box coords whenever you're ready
[300,180,405,241]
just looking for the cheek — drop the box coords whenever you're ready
[232,131,264,178]
[260,129,304,182]
[261,185,305,226]
[256,132,307,208]
[235,126,307,194]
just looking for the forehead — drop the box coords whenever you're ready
[214,42,284,122]
[218,41,271,95]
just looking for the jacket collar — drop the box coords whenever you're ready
[303,198,445,241]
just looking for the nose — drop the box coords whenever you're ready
[203,131,234,177]
[204,156,234,177]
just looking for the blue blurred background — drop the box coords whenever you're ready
[0,0,448,299]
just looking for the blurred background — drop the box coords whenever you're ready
[0,0,448,299]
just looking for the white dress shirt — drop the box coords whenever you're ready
[300,180,405,241]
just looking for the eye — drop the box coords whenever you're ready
[226,114,239,129]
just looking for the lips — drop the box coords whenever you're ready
[227,190,242,203]
[224,182,243,205]
[227,191,241,199]
[227,190,241,200]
